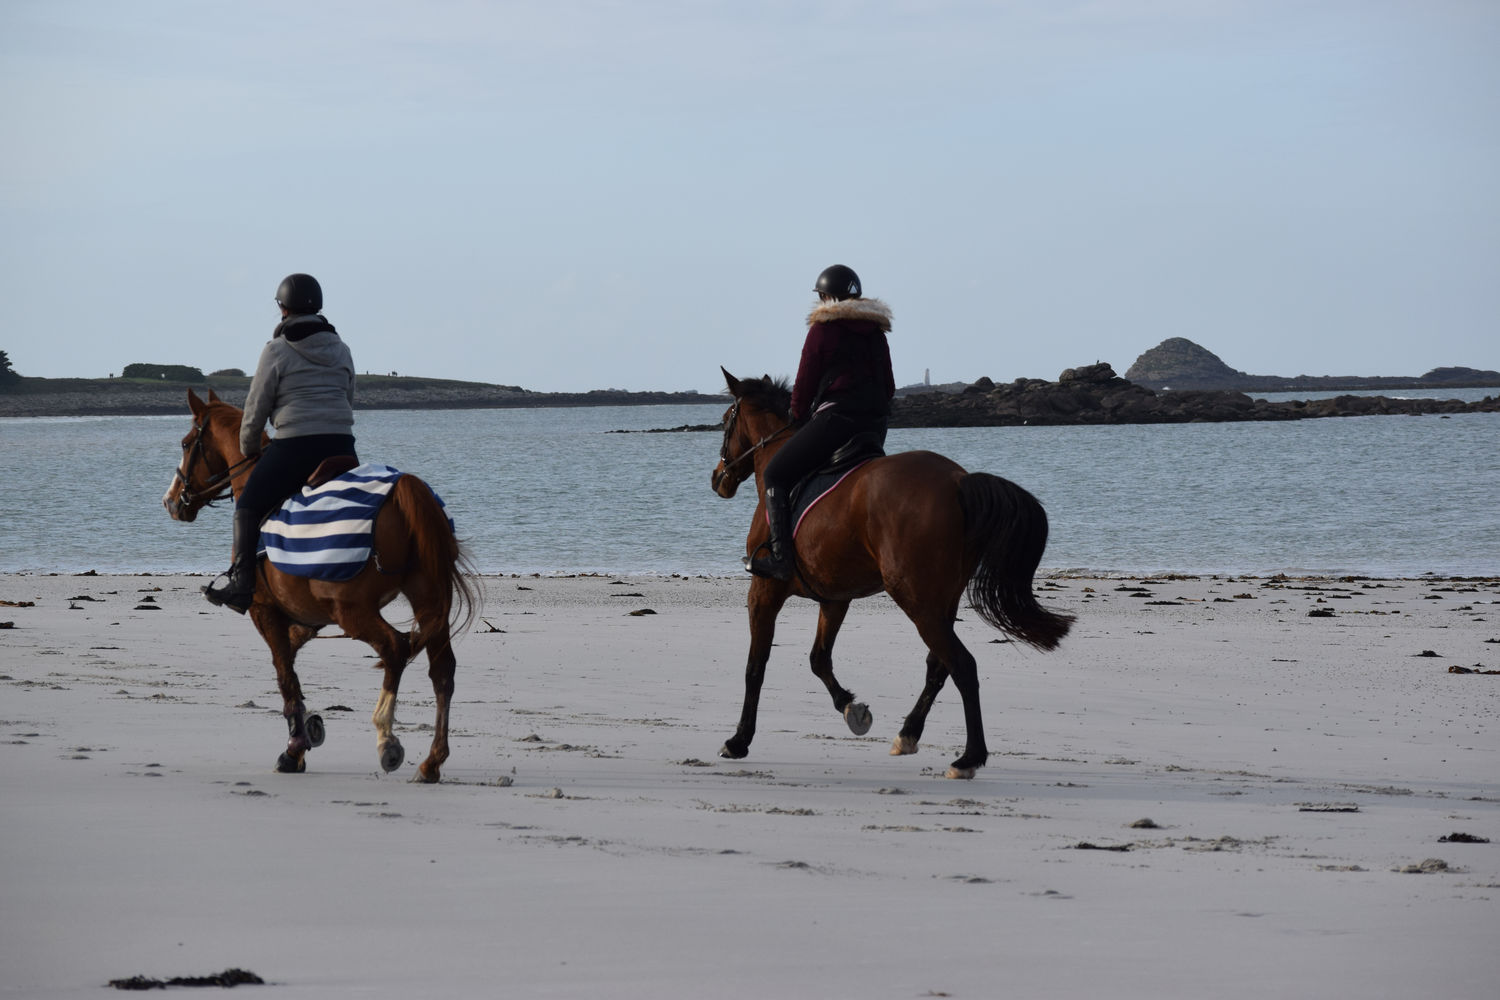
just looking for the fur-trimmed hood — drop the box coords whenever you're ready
[807,297,892,332]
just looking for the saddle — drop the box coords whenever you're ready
[787,430,886,534]
[307,454,360,489]
[259,463,448,582]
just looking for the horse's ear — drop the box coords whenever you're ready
[207,388,222,404]
[188,389,207,417]
[721,367,741,395]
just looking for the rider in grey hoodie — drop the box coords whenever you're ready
[204,273,358,613]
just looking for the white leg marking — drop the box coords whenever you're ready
[373,689,397,748]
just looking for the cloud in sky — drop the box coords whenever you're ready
[3,0,1496,391]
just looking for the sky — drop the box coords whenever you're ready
[2,1,1496,393]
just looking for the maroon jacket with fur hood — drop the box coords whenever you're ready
[789,297,895,423]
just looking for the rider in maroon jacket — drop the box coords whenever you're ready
[747,265,895,580]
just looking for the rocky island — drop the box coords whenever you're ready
[889,362,1498,427]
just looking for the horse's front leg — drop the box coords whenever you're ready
[891,651,948,757]
[720,580,789,759]
[250,607,321,773]
[808,600,871,736]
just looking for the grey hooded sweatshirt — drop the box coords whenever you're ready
[240,315,356,455]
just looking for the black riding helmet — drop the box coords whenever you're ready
[814,265,861,301]
[275,273,323,315]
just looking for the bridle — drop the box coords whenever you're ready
[713,397,792,492]
[169,416,258,514]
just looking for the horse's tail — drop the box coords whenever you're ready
[958,473,1074,651]
[390,474,479,654]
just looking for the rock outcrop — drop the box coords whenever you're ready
[1123,338,1500,392]
[889,363,1499,427]
[1123,339,1247,389]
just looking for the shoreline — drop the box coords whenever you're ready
[4,568,1496,584]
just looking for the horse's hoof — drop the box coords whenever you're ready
[411,764,440,784]
[276,751,306,774]
[944,765,976,780]
[719,741,748,760]
[843,702,873,736]
[889,735,919,756]
[305,714,326,748]
[379,742,405,773]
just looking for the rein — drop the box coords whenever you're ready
[715,398,793,488]
[171,417,259,511]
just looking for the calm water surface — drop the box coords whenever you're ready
[2,402,1496,577]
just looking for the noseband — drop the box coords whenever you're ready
[170,417,258,513]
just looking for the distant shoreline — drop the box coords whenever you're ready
[0,374,727,419]
[2,369,1497,423]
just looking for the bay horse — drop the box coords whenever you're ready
[711,370,1073,779]
[163,389,477,782]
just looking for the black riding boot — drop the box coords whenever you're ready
[203,509,260,614]
[746,486,795,581]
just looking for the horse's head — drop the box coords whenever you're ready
[711,368,793,498]
[163,389,245,522]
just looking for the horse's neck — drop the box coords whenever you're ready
[210,417,250,498]
[747,418,789,495]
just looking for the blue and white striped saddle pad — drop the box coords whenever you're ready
[260,464,449,581]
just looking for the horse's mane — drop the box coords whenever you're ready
[206,397,244,440]
[210,397,243,423]
[740,375,792,419]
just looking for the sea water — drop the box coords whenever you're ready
[1,397,1496,577]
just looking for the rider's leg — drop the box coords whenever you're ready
[203,433,359,612]
[204,506,262,613]
[747,411,851,580]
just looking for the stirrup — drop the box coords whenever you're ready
[744,542,793,581]
[202,573,253,614]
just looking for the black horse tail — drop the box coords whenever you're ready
[390,474,479,654]
[958,473,1074,651]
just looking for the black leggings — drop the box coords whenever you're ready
[237,434,357,524]
[763,409,876,495]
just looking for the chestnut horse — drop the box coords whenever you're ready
[164,389,477,781]
[711,370,1073,779]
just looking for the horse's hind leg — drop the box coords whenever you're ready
[929,630,987,779]
[892,592,989,779]
[336,607,413,775]
[891,651,948,757]
[809,600,871,736]
[250,606,321,774]
[414,620,455,784]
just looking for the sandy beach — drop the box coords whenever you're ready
[2,571,1496,999]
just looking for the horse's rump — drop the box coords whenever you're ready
[385,473,478,653]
